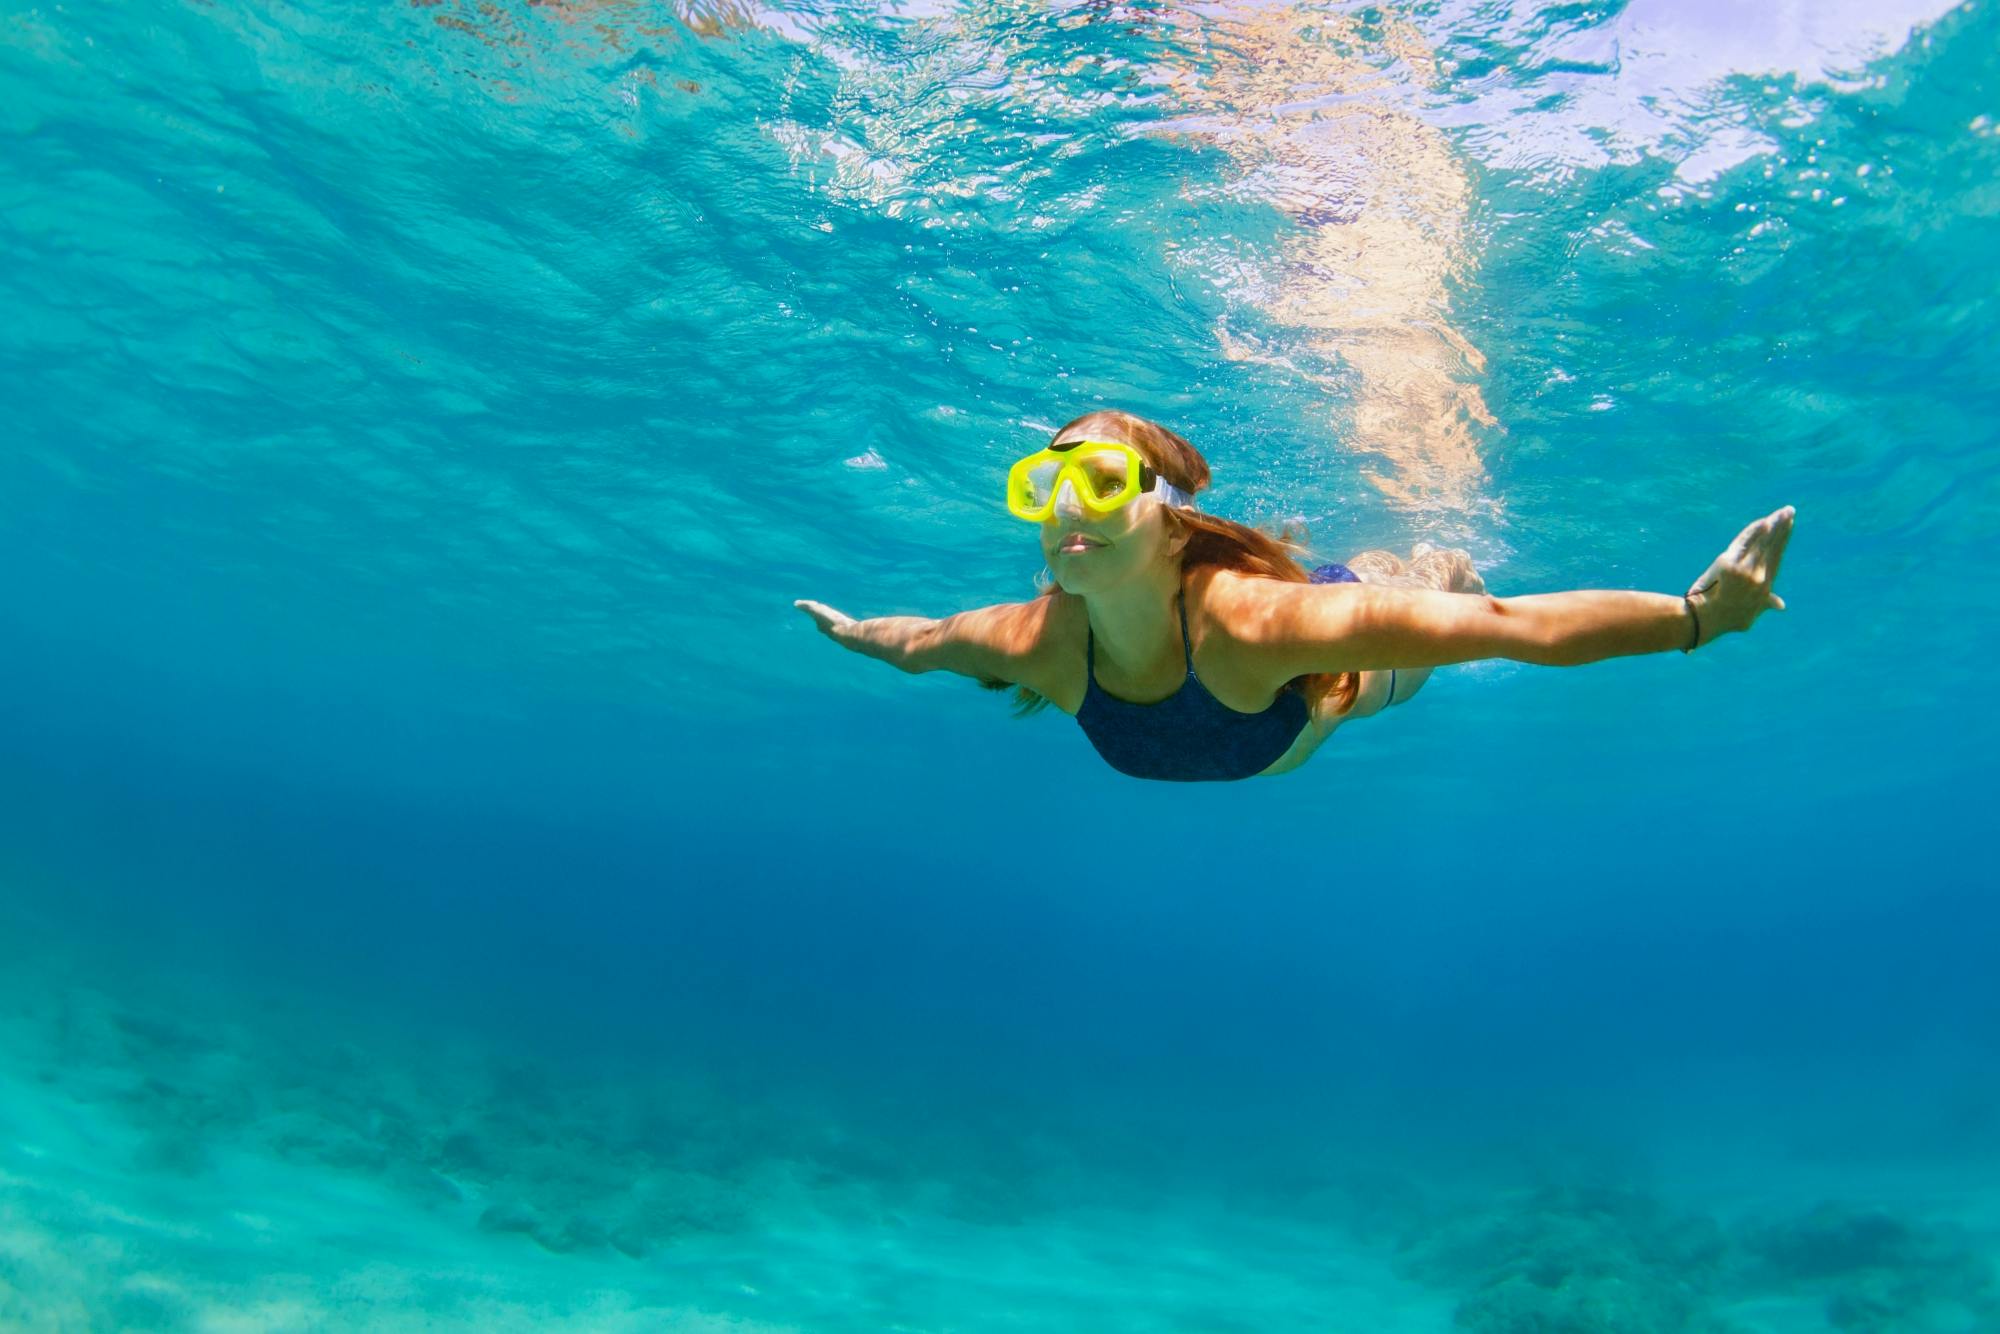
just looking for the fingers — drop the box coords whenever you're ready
[795,599,856,637]
[1734,507,1794,613]
[1757,506,1794,584]
[1728,520,1760,561]
[1723,505,1795,596]
[1733,509,1775,559]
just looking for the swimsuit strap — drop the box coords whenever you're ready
[1176,590,1195,670]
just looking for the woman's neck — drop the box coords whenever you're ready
[1085,561,1187,672]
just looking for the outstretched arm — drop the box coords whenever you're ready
[793,597,1051,682]
[1244,507,1795,679]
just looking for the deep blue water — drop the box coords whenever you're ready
[3,0,1998,1328]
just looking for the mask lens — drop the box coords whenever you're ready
[1025,459,1065,507]
[1077,448,1134,504]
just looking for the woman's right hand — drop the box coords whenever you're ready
[1686,506,1794,646]
[794,599,858,646]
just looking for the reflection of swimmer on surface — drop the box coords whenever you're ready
[796,410,1792,783]
[1149,4,1497,514]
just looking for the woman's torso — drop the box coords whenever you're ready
[1035,569,1343,778]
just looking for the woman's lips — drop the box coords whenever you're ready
[1058,535,1106,554]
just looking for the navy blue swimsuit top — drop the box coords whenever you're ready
[1074,562,1360,783]
[1076,590,1309,783]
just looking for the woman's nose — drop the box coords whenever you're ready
[1053,478,1085,519]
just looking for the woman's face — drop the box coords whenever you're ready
[1038,440,1180,595]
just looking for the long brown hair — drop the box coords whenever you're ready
[987,409,1359,717]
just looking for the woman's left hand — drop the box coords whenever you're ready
[1687,506,1794,646]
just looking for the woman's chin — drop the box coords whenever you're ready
[1050,558,1116,595]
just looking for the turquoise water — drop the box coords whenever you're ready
[4,0,1998,1327]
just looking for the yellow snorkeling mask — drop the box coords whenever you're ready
[1004,440,1196,522]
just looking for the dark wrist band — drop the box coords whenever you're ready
[1682,594,1702,653]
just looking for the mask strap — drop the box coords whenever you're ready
[1153,478,1196,510]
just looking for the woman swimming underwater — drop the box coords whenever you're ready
[795,410,1793,782]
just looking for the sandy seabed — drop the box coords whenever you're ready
[2,908,1994,1332]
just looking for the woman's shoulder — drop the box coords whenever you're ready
[949,589,1081,656]
[1191,566,1377,680]
[1190,565,1318,636]
[976,588,1088,670]
[1009,590,1088,713]
[1029,588,1091,655]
